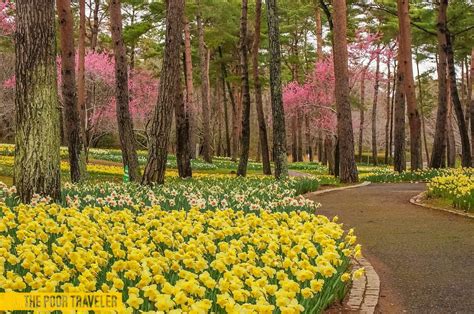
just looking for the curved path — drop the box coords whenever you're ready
[307,183,474,313]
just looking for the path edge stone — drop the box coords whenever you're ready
[308,181,371,196]
[410,191,474,219]
[345,255,380,313]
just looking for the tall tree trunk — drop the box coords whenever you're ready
[15,0,61,203]
[110,0,140,181]
[315,5,323,59]
[237,0,251,176]
[332,0,358,183]
[252,0,271,175]
[317,131,324,162]
[142,0,185,184]
[197,13,212,163]
[184,18,197,159]
[78,0,87,157]
[446,32,471,167]
[358,69,366,161]
[397,0,423,170]
[394,53,407,172]
[218,47,232,157]
[266,0,288,179]
[447,97,456,167]
[470,48,474,166]
[57,0,82,183]
[415,51,430,164]
[91,0,100,50]
[384,53,391,164]
[372,50,381,166]
[431,0,449,168]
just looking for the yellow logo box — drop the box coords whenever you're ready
[0,292,123,311]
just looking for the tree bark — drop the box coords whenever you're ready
[447,96,456,167]
[15,0,61,203]
[332,0,358,183]
[446,32,471,167]
[372,50,381,166]
[470,48,474,166]
[325,134,335,175]
[394,55,406,172]
[91,0,100,50]
[237,0,251,176]
[184,17,197,159]
[142,0,185,184]
[292,115,298,162]
[305,115,313,162]
[57,0,82,183]
[397,0,423,170]
[384,53,391,164]
[266,0,288,179]
[252,0,271,175]
[415,51,430,164]
[197,13,212,163]
[78,0,87,156]
[110,0,140,181]
[358,69,366,161]
[218,47,232,158]
[431,0,449,168]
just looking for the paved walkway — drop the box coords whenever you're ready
[307,183,474,313]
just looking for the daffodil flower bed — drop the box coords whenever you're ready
[0,202,362,313]
[60,178,318,213]
[427,168,474,212]
[361,167,463,183]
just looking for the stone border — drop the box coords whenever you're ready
[308,181,371,196]
[410,192,474,219]
[346,256,381,313]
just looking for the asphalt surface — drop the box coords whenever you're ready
[308,183,474,313]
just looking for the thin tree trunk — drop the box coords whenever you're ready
[183,18,197,159]
[197,13,212,163]
[252,0,271,175]
[305,115,313,161]
[78,0,87,157]
[470,48,474,166]
[384,53,391,164]
[332,0,358,183]
[142,0,185,184]
[15,0,61,203]
[57,0,82,183]
[446,32,471,167]
[431,0,449,168]
[297,109,304,161]
[394,51,407,172]
[110,0,140,181]
[325,134,335,175]
[372,50,381,165]
[237,0,251,176]
[218,47,232,157]
[91,0,100,50]
[397,0,423,170]
[292,115,298,162]
[389,60,397,160]
[315,5,323,59]
[447,97,456,167]
[358,69,366,161]
[415,51,430,164]
[266,0,288,179]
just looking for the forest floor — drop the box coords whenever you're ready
[308,183,474,313]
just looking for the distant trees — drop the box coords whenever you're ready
[14,0,61,202]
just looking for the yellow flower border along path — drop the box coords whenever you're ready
[289,171,380,313]
[307,182,380,313]
[410,191,474,220]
